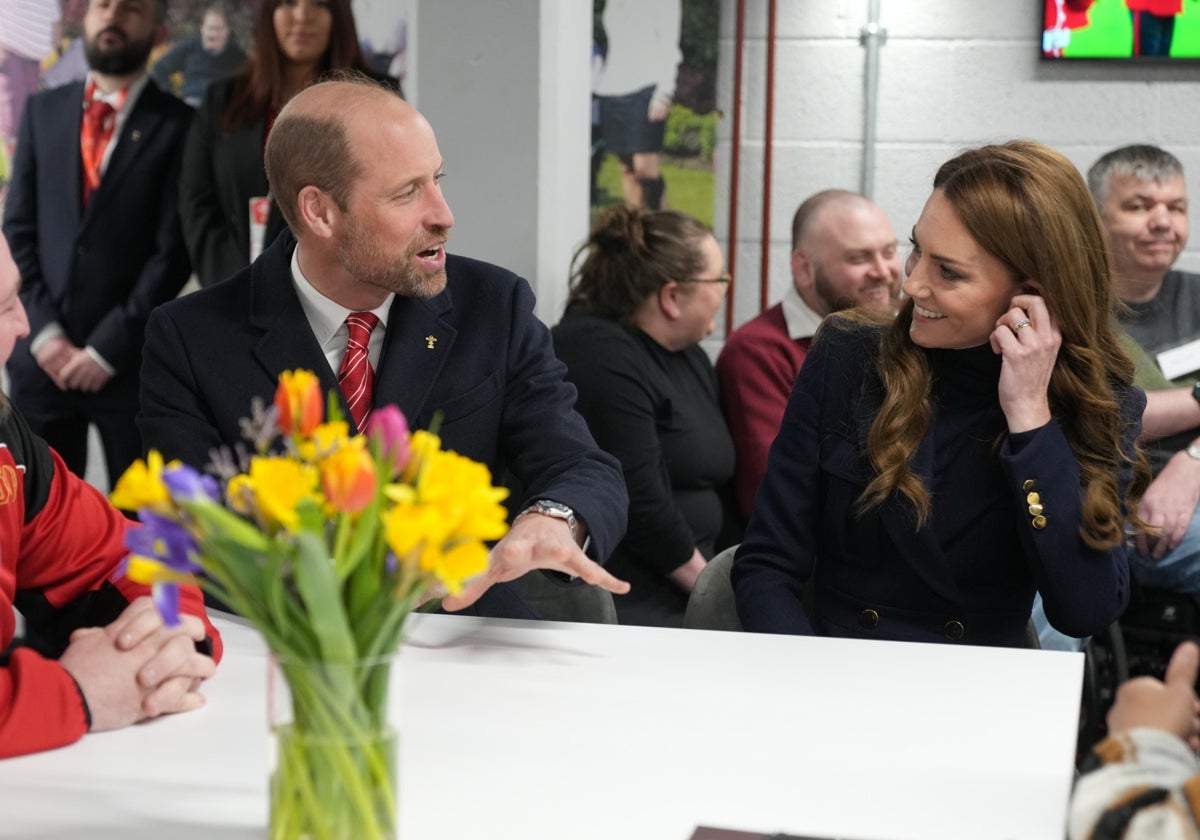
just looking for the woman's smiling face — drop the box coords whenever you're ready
[902,188,1020,350]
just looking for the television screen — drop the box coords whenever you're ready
[1043,0,1200,59]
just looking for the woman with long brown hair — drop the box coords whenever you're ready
[732,140,1151,646]
[178,0,386,287]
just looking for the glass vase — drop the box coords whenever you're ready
[268,654,398,840]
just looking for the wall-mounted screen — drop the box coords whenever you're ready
[1043,0,1200,59]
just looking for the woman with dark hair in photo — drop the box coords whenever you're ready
[552,205,737,627]
[178,0,391,288]
[733,140,1152,647]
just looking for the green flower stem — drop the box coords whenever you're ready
[275,659,398,836]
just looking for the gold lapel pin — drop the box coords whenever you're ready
[425,335,437,350]
[131,129,142,142]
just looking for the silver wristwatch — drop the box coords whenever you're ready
[518,499,587,549]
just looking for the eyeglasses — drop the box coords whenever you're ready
[681,273,732,285]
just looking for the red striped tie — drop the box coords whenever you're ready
[337,312,380,429]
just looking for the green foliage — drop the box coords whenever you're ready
[664,105,717,159]
[592,155,715,229]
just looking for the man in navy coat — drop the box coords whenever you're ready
[138,76,630,615]
[2,0,191,485]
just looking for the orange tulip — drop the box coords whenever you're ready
[275,369,323,437]
[321,445,378,514]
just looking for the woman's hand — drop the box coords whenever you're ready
[990,291,1061,433]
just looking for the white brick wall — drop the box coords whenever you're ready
[719,0,1200,332]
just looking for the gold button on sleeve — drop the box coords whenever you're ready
[1032,514,1047,530]
[1022,479,1036,493]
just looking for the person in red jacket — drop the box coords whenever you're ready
[0,231,222,759]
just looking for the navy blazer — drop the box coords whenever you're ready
[2,79,192,391]
[732,318,1144,647]
[138,231,628,564]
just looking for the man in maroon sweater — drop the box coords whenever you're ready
[0,231,221,758]
[716,190,901,521]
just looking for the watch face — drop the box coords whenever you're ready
[535,501,573,519]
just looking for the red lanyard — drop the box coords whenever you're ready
[80,79,129,203]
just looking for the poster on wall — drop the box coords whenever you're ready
[590,0,719,229]
[0,0,410,208]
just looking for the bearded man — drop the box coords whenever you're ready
[138,75,630,620]
[2,0,191,485]
[716,189,903,519]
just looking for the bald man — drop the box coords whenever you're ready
[137,75,630,616]
[716,190,902,520]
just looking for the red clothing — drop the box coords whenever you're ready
[0,403,220,758]
[1126,0,1182,14]
[715,303,813,521]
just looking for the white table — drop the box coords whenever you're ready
[0,613,1084,840]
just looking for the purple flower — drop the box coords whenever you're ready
[163,462,220,503]
[366,405,409,476]
[126,511,202,574]
[153,582,181,627]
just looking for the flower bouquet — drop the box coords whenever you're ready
[109,369,510,840]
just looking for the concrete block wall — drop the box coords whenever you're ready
[717,0,1200,333]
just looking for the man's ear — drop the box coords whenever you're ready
[296,186,338,240]
[791,248,813,292]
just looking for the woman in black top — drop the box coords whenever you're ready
[178,0,386,287]
[552,206,737,627]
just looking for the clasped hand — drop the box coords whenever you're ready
[59,597,216,732]
[34,336,112,392]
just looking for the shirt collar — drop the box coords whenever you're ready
[780,284,824,340]
[84,72,149,117]
[290,245,392,354]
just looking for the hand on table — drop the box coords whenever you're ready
[440,512,630,612]
[59,597,216,731]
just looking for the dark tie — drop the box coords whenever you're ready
[338,312,380,429]
[80,98,116,205]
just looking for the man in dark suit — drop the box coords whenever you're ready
[139,76,630,614]
[2,0,191,485]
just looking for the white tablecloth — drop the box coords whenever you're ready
[0,613,1084,839]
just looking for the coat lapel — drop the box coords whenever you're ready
[55,83,86,229]
[247,235,343,410]
[84,84,164,225]
[854,370,965,607]
[374,289,457,427]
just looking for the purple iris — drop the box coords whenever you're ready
[153,582,181,628]
[126,511,202,575]
[163,463,220,503]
